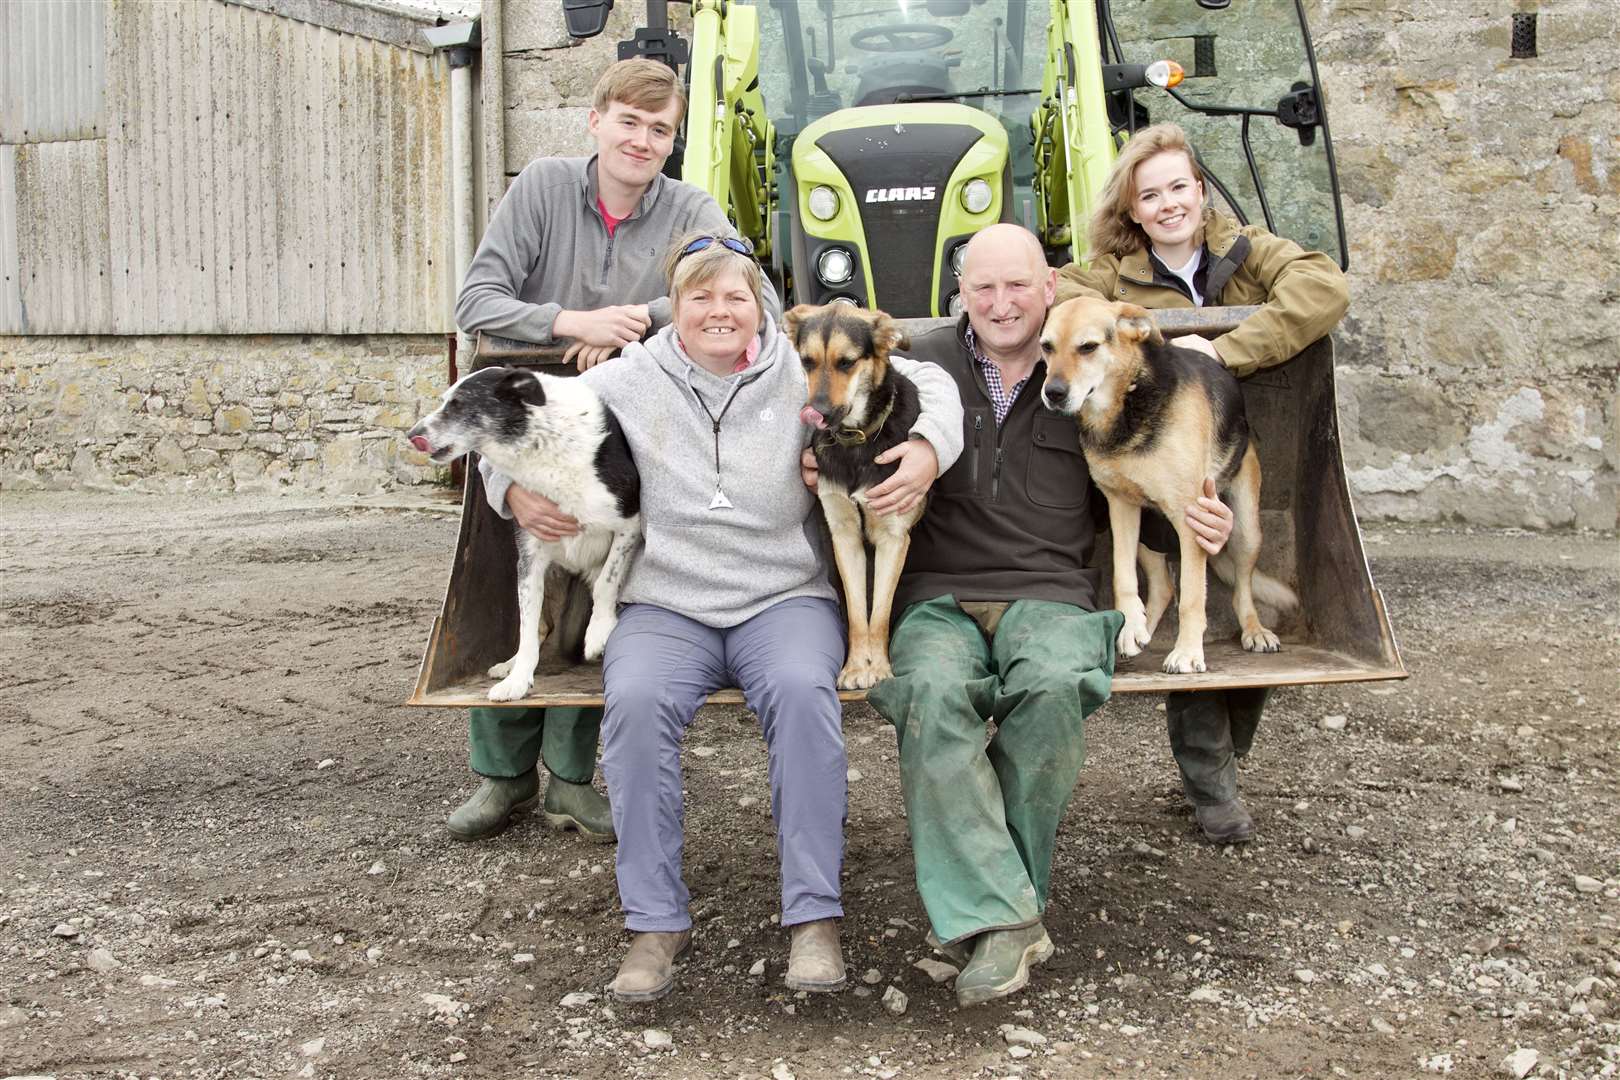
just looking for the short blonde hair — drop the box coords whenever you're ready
[1088,123,1207,259]
[592,58,687,116]
[665,231,766,322]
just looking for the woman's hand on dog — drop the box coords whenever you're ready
[1171,333,1220,360]
[800,448,819,493]
[1184,477,1233,555]
[866,438,939,517]
[507,483,582,541]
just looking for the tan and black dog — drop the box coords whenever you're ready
[1038,296,1297,674]
[784,304,926,690]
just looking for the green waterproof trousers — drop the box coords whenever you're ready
[466,706,600,785]
[1166,688,1270,806]
[868,596,1123,948]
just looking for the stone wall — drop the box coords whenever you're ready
[0,335,447,494]
[3,0,1615,527]
[1313,0,1618,529]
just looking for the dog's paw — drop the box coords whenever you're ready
[487,659,515,679]
[1242,626,1282,653]
[1162,646,1206,675]
[487,673,534,702]
[837,654,888,691]
[1116,618,1152,658]
[582,613,617,662]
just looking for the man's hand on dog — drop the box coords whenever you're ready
[554,304,651,350]
[506,483,582,542]
[866,438,938,516]
[1184,477,1233,555]
[800,441,938,516]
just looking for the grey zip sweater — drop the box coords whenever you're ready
[482,320,964,628]
[456,155,776,342]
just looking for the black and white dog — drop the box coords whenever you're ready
[408,367,641,701]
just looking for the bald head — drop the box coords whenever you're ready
[956,224,1057,364]
[961,223,1048,279]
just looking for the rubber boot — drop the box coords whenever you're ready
[445,771,539,842]
[954,922,1054,1007]
[1195,797,1255,844]
[543,776,615,842]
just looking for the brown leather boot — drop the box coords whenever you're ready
[785,918,846,992]
[607,930,692,1003]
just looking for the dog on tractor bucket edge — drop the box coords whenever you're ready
[408,367,641,701]
[785,303,926,691]
[1038,296,1298,674]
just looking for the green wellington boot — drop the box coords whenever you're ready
[445,770,540,842]
[954,922,1055,1007]
[543,776,616,842]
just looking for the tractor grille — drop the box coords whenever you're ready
[815,123,984,316]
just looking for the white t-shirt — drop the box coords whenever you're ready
[1156,247,1204,307]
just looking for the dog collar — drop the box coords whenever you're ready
[829,397,896,447]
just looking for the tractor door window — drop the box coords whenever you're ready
[1100,0,1346,267]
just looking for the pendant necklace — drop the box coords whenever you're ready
[692,379,743,510]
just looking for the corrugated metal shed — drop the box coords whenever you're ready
[0,0,107,144]
[1,0,456,335]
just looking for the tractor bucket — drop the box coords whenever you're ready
[408,314,1404,708]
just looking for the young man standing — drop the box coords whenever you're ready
[448,58,767,844]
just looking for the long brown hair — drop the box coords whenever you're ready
[1087,123,1206,259]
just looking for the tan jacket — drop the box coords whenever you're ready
[1053,209,1349,378]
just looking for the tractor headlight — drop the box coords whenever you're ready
[950,242,967,276]
[808,185,840,221]
[960,178,993,215]
[817,247,854,286]
[829,295,860,307]
[946,292,965,317]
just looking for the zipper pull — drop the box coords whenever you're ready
[992,447,1004,499]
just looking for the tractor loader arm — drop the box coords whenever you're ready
[681,0,774,259]
[1031,0,1115,262]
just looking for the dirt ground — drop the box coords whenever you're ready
[1,492,1616,1080]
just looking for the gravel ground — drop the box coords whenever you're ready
[0,493,1615,1080]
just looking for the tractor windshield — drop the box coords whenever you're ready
[759,1,1046,175]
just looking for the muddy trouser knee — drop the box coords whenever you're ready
[467,706,601,785]
[1165,687,1270,806]
[868,595,1120,949]
[599,600,846,932]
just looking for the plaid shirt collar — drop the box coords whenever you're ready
[964,325,1029,427]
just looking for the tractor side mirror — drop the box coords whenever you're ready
[563,0,614,39]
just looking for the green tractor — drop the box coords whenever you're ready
[565,0,1347,316]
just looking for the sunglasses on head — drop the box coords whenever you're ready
[677,235,754,261]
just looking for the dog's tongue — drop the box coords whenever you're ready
[799,405,828,430]
[409,435,431,453]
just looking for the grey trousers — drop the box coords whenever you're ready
[600,597,848,933]
[1166,688,1271,806]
